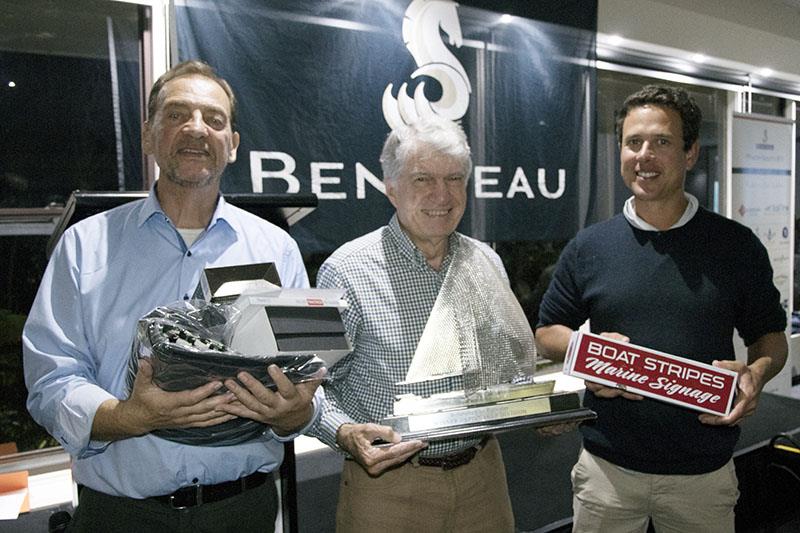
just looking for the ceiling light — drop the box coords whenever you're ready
[7,81,15,88]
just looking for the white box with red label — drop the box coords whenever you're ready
[228,286,351,368]
[563,331,738,416]
[197,263,352,368]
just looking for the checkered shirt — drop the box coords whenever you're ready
[310,215,508,457]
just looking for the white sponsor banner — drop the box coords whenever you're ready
[731,113,794,394]
[731,114,793,310]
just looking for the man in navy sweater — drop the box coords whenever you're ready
[536,85,787,533]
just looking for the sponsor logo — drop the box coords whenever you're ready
[564,332,738,415]
[382,0,471,130]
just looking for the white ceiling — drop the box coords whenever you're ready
[0,0,140,60]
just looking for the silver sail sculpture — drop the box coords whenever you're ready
[382,240,594,440]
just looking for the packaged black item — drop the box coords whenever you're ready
[127,300,326,446]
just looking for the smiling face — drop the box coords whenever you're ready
[142,74,240,190]
[620,104,698,210]
[386,148,467,257]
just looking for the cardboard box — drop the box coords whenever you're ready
[563,331,738,416]
[0,470,29,519]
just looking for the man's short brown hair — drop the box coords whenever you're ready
[147,60,237,128]
[615,85,702,151]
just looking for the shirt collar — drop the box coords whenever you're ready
[137,183,164,227]
[387,214,459,271]
[137,180,233,233]
[623,192,699,232]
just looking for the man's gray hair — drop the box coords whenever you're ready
[379,117,472,184]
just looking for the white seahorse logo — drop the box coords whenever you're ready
[382,0,472,130]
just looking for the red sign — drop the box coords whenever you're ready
[306,298,324,306]
[563,332,738,416]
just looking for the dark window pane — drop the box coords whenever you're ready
[0,0,143,208]
[0,0,144,452]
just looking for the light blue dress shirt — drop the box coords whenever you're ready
[23,184,319,498]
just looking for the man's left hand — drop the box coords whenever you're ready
[698,360,760,427]
[698,331,787,427]
[219,364,325,435]
[536,421,580,437]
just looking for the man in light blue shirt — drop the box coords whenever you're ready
[23,60,321,532]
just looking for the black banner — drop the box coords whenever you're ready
[176,0,596,252]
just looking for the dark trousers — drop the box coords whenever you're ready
[66,478,278,533]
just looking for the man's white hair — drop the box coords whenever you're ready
[379,117,472,184]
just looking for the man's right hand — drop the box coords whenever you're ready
[584,331,644,401]
[584,380,644,400]
[91,358,237,441]
[336,423,427,476]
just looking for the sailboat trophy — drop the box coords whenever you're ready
[380,241,595,441]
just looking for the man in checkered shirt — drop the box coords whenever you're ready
[309,117,516,532]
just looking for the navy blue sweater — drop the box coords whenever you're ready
[539,207,786,474]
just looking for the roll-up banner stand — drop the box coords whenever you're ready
[731,112,795,395]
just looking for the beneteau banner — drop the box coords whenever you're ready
[175,0,596,251]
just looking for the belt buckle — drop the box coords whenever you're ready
[169,485,201,510]
[441,459,459,471]
[442,449,472,470]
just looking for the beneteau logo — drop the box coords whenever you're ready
[382,0,472,130]
[248,0,567,203]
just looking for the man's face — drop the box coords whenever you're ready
[142,74,240,189]
[620,104,698,206]
[386,149,467,249]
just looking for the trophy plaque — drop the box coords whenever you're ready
[380,240,595,442]
[382,381,592,441]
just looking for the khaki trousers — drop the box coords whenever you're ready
[336,436,514,533]
[571,449,739,533]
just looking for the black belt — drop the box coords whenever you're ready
[151,471,271,509]
[417,436,490,471]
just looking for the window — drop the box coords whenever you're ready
[0,0,145,452]
[1,0,144,208]
[594,70,727,222]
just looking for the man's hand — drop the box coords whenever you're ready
[584,380,645,401]
[218,364,324,435]
[698,360,760,427]
[336,423,427,476]
[583,332,644,401]
[536,422,580,437]
[93,358,236,441]
[699,331,787,427]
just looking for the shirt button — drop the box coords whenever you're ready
[187,251,192,257]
